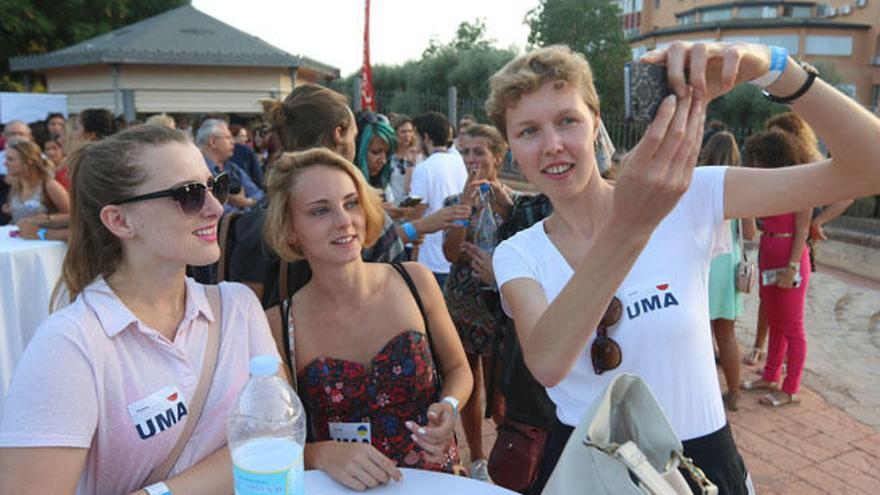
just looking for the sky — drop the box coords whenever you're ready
[192,0,539,76]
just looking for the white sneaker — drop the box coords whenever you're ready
[470,458,492,482]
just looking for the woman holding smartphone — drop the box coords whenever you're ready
[488,41,880,494]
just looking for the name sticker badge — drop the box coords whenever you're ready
[127,386,188,440]
[328,422,371,444]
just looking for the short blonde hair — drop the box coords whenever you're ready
[264,148,385,262]
[145,113,175,129]
[486,45,600,140]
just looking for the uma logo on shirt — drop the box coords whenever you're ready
[624,283,679,320]
[127,386,188,440]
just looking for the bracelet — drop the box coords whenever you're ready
[37,228,48,241]
[402,222,418,242]
[763,60,820,105]
[787,261,801,271]
[749,45,788,88]
[143,481,172,495]
[442,396,460,417]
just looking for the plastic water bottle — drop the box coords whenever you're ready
[474,183,497,255]
[228,355,306,495]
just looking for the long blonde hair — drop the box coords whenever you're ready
[5,138,53,195]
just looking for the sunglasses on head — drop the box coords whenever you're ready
[590,296,623,375]
[114,172,230,215]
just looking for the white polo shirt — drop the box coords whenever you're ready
[410,149,468,274]
[493,166,731,441]
[0,277,279,495]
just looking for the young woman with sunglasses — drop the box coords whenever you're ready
[488,42,880,494]
[0,125,281,495]
[263,148,472,491]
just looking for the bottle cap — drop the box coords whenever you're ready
[250,355,280,377]
[479,183,490,193]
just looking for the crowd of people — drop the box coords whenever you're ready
[1,40,879,495]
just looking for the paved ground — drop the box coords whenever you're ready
[456,251,880,493]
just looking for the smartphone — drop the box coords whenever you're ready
[761,268,802,288]
[399,196,423,208]
[624,62,673,123]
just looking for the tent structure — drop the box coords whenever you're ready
[10,5,340,118]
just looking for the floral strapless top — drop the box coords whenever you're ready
[297,330,459,471]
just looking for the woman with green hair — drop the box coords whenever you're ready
[355,111,398,195]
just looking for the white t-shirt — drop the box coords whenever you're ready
[0,277,280,495]
[410,149,468,274]
[493,166,730,441]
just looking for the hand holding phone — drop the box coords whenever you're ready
[399,196,423,208]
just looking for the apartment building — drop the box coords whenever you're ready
[619,0,880,110]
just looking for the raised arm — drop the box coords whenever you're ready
[645,42,880,219]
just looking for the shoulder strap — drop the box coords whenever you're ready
[143,285,223,486]
[390,262,437,372]
[278,260,289,309]
[736,219,748,262]
[277,297,297,392]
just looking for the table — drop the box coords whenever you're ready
[0,225,66,415]
[305,468,518,494]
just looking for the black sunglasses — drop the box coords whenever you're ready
[590,296,623,375]
[114,173,230,215]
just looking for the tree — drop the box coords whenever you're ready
[706,59,846,131]
[336,19,517,119]
[526,0,633,115]
[0,0,187,91]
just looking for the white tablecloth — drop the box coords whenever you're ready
[0,225,66,416]
[305,468,517,494]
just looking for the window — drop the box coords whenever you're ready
[724,34,799,55]
[739,6,778,18]
[783,5,812,17]
[805,35,853,56]
[836,84,856,97]
[678,13,696,24]
[702,8,733,21]
[872,85,880,111]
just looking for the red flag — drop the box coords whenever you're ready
[361,0,376,112]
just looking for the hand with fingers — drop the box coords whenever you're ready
[613,90,706,235]
[405,401,455,464]
[461,242,495,286]
[419,204,471,234]
[310,441,403,491]
[641,41,774,100]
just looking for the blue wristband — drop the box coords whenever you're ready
[37,228,48,241]
[750,45,788,88]
[402,222,418,242]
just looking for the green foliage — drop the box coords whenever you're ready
[525,0,633,115]
[0,0,187,91]
[340,19,517,119]
[706,84,787,131]
[705,60,846,131]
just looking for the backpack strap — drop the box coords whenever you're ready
[143,284,222,486]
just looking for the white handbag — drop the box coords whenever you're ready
[542,374,717,495]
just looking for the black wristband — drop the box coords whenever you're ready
[763,61,819,105]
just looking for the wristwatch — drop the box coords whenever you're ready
[442,396,460,416]
[763,61,819,105]
[787,261,801,271]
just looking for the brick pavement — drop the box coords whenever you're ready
[456,351,880,494]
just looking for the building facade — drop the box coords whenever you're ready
[619,0,880,110]
[10,5,339,118]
